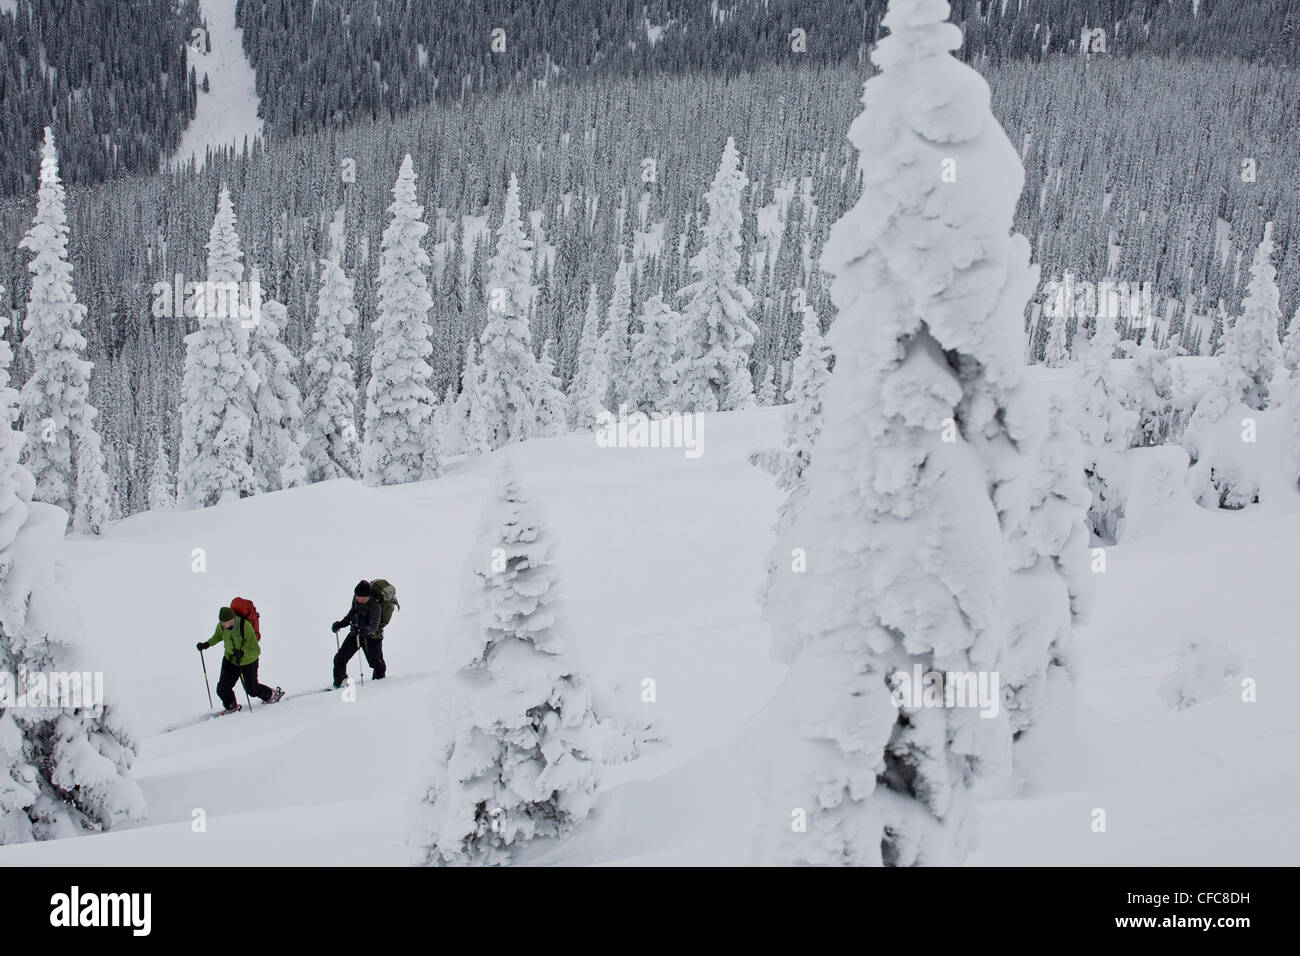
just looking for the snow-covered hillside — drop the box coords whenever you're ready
[165,0,263,171]
[0,399,1296,866]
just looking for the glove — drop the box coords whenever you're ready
[232,648,244,664]
[331,621,342,633]
[196,641,207,651]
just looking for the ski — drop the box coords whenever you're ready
[164,674,430,733]
[286,684,352,701]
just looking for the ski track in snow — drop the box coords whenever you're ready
[2,395,1298,866]
[165,0,263,172]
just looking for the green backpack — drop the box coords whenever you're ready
[371,579,400,629]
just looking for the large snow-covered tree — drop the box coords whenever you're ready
[1075,313,1137,540]
[1183,223,1280,512]
[147,437,174,512]
[1042,307,1071,368]
[477,173,548,450]
[740,0,1081,866]
[603,257,633,410]
[301,208,361,482]
[626,293,680,415]
[411,462,601,866]
[759,304,831,493]
[177,184,258,508]
[249,297,308,492]
[1283,364,1300,491]
[1123,341,1187,448]
[751,303,832,606]
[454,340,493,458]
[363,155,439,485]
[568,283,609,429]
[670,137,758,413]
[1218,222,1280,411]
[432,383,459,457]
[534,339,570,438]
[1279,305,1300,374]
[1,305,147,844]
[999,395,1092,745]
[755,365,777,406]
[18,127,111,534]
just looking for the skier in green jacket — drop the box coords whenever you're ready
[197,607,284,713]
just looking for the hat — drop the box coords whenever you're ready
[354,580,373,598]
[218,607,236,622]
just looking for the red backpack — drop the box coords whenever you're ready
[230,597,261,641]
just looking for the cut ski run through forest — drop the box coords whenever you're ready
[0,403,1294,866]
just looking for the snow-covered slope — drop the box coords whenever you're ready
[1,403,1297,865]
[165,0,263,172]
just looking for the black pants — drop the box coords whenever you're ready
[334,631,385,684]
[216,657,274,709]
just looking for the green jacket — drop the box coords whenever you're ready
[203,619,261,665]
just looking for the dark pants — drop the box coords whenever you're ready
[216,657,274,709]
[334,631,385,684]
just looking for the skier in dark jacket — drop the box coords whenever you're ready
[332,580,386,687]
[198,607,284,713]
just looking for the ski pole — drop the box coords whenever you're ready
[357,634,365,686]
[237,663,255,713]
[199,648,213,710]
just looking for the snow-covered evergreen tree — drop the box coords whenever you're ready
[774,305,831,490]
[626,293,680,415]
[602,257,633,410]
[0,308,146,843]
[177,184,258,508]
[1075,313,1137,539]
[477,173,547,450]
[755,364,777,406]
[1219,222,1280,411]
[411,462,601,866]
[1184,224,1279,511]
[432,383,459,457]
[0,301,30,843]
[363,155,439,485]
[1283,366,1300,491]
[18,127,111,533]
[999,396,1092,744]
[670,137,758,412]
[70,428,111,535]
[249,298,307,492]
[301,207,360,482]
[751,303,832,604]
[740,0,1077,866]
[1279,306,1300,374]
[147,437,174,511]
[534,339,570,438]
[456,340,493,458]
[1043,307,1071,368]
[568,283,609,429]
[1207,299,1226,357]
[751,305,832,494]
[1184,383,1262,511]
[1123,342,1187,447]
